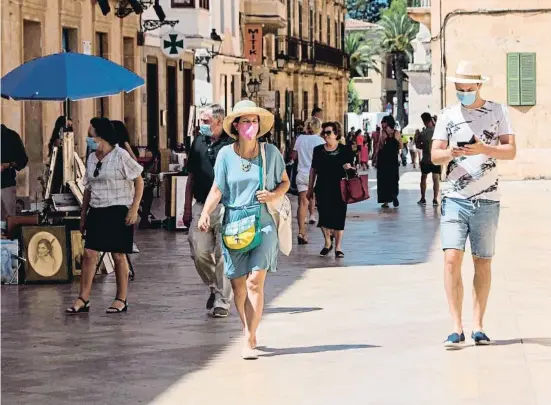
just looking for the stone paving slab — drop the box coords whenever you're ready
[2,172,550,405]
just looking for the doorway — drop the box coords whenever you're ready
[146,62,159,150]
[166,64,177,150]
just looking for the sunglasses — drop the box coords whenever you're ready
[93,161,103,177]
[322,130,334,136]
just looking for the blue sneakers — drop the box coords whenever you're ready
[471,331,491,345]
[444,332,465,349]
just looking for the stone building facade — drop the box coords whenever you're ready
[1,0,142,199]
[408,0,551,178]
[242,0,348,151]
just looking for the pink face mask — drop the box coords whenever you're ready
[238,122,258,141]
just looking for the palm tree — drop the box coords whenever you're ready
[379,12,417,128]
[345,32,381,78]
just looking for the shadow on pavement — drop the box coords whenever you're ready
[493,337,551,347]
[264,306,323,315]
[256,344,380,357]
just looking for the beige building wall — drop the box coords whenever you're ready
[1,0,142,199]
[431,0,551,179]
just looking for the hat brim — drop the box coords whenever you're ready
[223,107,274,139]
[447,76,489,84]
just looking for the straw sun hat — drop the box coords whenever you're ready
[222,100,274,139]
[447,60,489,84]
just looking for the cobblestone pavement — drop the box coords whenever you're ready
[2,169,550,405]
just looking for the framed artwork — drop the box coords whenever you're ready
[174,176,188,229]
[15,197,30,214]
[1,239,20,284]
[68,181,83,206]
[187,105,196,143]
[100,252,115,274]
[74,154,86,180]
[52,193,80,212]
[44,146,59,199]
[21,226,71,283]
[70,231,85,276]
[62,132,75,185]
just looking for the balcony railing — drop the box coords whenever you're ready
[407,0,430,7]
[275,37,346,69]
[314,42,345,68]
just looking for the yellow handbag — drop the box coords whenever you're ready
[221,159,263,253]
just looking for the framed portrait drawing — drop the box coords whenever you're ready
[1,239,20,284]
[21,226,71,283]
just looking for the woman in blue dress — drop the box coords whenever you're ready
[198,101,290,359]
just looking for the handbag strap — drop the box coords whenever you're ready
[260,142,267,191]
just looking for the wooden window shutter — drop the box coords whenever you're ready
[519,52,537,106]
[507,53,520,106]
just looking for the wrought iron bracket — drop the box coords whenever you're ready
[142,19,178,33]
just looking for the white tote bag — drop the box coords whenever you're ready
[260,143,292,256]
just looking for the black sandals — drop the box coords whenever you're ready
[335,251,345,259]
[320,244,333,257]
[297,234,309,245]
[106,297,128,314]
[65,297,90,314]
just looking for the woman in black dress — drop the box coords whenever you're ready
[307,122,354,258]
[66,118,144,315]
[376,115,402,208]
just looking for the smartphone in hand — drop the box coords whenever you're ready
[457,135,476,148]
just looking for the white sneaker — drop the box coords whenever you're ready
[309,215,317,224]
[132,243,140,253]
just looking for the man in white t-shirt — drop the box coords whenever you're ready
[431,61,516,349]
[293,117,325,244]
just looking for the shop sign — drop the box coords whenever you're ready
[161,30,185,59]
[244,25,263,66]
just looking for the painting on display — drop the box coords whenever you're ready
[1,239,20,284]
[174,177,188,229]
[21,226,71,283]
[70,231,85,276]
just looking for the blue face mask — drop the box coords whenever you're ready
[199,124,212,137]
[86,137,98,151]
[456,90,477,106]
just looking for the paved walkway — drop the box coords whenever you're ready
[2,170,550,405]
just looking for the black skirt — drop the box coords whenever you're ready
[84,205,134,253]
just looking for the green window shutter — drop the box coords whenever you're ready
[507,53,520,106]
[519,52,537,106]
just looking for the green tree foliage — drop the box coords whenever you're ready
[346,0,389,23]
[378,2,418,127]
[345,33,381,78]
[348,80,362,113]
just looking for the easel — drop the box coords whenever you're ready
[95,252,135,281]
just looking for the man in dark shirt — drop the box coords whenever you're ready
[416,112,440,206]
[1,124,28,223]
[183,104,234,318]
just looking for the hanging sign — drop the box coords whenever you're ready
[244,25,263,66]
[161,30,185,59]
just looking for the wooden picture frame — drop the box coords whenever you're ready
[74,154,86,181]
[70,230,85,276]
[1,239,20,285]
[187,105,196,143]
[44,146,59,200]
[68,181,83,206]
[62,132,75,185]
[22,225,71,283]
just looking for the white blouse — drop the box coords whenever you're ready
[83,145,143,208]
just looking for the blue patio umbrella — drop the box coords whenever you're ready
[1,52,144,101]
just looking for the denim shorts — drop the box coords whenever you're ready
[440,197,500,259]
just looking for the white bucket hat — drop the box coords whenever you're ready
[223,100,274,139]
[447,60,489,84]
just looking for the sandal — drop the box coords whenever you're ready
[320,244,333,257]
[335,251,345,259]
[66,297,90,314]
[106,297,128,314]
[297,234,309,245]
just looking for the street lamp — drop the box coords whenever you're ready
[246,77,262,98]
[210,29,222,56]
